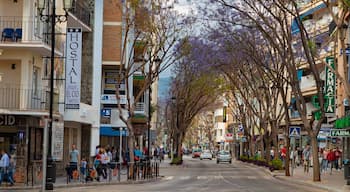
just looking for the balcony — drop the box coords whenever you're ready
[290,109,301,119]
[101,94,127,105]
[300,75,316,90]
[0,87,57,112]
[0,16,64,56]
[134,102,146,114]
[67,0,92,32]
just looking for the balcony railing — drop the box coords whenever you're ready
[0,16,64,53]
[300,75,316,90]
[0,88,48,110]
[290,109,301,119]
[70,1,91,27]
[134,102,145,114]
[0,87,53,111]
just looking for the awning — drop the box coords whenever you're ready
[100,126,128,136]
[291,2,327,34]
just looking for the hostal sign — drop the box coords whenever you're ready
[65,28,82,109]
[325,57,335,114]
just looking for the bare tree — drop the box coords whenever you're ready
[109,1,183,169]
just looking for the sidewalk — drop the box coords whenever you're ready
[272,165,350,192]
[238,159,350,192]
[0,164,160,191]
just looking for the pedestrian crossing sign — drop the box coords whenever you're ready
[289,127,301,137]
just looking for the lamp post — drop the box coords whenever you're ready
[148,86,151,160]
[37,0,72,190]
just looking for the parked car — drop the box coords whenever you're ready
[200,150,212,160]
[192,149,202,158]
[217,150,232,164]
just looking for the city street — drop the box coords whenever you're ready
[46,156,325,192]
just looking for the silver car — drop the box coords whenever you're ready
[216,150,232,164]
[200,150,212,160]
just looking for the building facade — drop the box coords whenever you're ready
[0,0,95,185]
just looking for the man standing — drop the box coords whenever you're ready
[303,145,311,173]
[335,147,342,170]
[0,149,14,186]
[69,144,80,180]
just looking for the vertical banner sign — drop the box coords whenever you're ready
[65,28,82,109]
[325,57,335,114]
[223,106,227,122]
[51,120,64,160]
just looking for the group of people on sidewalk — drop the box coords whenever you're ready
[66,144,121,183]
[320,147,342,174]
[287,144,342,174]
[66,144,165,183]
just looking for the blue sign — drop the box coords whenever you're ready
[101,108,111,117]
[238,124,244,132]
[289,127,301,137]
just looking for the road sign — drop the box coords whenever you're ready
[225,133,233,142]
[289,127,301,137]
[101,108,111,117]
[331,129,350,137]
[238,124,244,132]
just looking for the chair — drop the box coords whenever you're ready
[1,28,15,41]
[14,28,22,41]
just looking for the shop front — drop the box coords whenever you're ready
[0,114,65,186]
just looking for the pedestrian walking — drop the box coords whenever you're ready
[0,149,14,186]
[327,148,336,175]
[68,144,80,181]
[290,147,297,169]
[322,148,329,173]
[280,146,287,168]
[80,157,87,182]
[335,147,341,170]
[302,145,311,173]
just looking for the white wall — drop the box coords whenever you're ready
[91,0,104,157]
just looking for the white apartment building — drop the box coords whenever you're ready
[0,0,96,185]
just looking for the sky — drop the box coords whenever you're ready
[158,0,196,100]
[159,0,196,78]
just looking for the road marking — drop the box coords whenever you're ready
[197,176,209,179]
[247,176,257,179]
[179,176,191,180]
[163,175,268,181]
[214,175,224,179]
[164,176,174,180]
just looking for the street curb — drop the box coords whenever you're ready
[1,178,160,191]
[236,160,347,192]
[272,175,345,192]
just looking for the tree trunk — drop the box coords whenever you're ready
[177,138,183,161]
[259,136,264,158]
[311,134,321,181]
[265,135,271,162]
[271,120,278,160]
[127,127,135,179]
[249,135,254,158]
[285,134,290,176]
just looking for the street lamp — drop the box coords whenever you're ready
[36,0,72,190]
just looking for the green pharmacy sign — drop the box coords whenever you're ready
[330,129,350,137]
[324,57,335,114]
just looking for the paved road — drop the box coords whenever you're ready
[47,156,325,192]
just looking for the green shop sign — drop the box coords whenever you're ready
[330,129,350,137]
[335,115,350,129]
[325,57,335,114]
